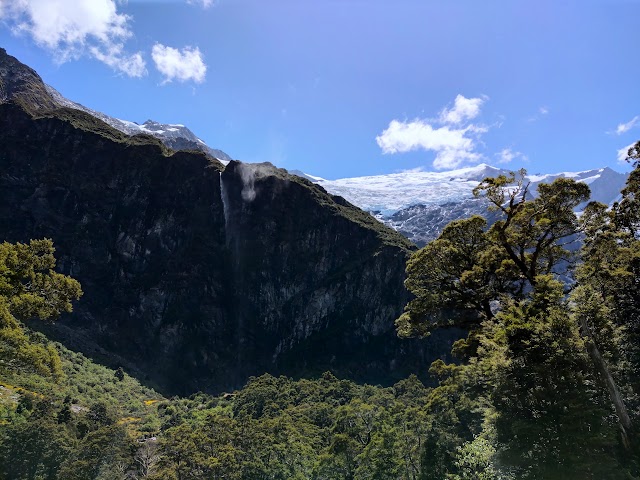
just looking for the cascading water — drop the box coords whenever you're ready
[220,169,246,371]
[219,171,230,246]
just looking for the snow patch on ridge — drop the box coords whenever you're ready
[314,164,627,217]
[45,84,233,164]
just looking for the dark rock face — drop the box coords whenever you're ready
[0,98,457,393]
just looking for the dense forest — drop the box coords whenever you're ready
[1,141,639,479]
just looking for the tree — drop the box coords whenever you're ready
[0,410,74,480]
[396,171,636,476]
[0,239,82,322]
[0,239,82,376]
[574,141,640,456]
[135,440,160,478]
[489,277,624,479]
[396,170,590,337]
[613,140,640,236]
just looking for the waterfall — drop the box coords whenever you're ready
[220,170,245,371]
[219,171,230,245]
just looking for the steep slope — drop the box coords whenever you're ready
[312,164,628,245]
[0,47,230,161]
[0,47,58,112]
[0,49,453,394]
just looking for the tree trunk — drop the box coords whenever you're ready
[579,316,634,450]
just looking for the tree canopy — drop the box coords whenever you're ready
[396,156,640,478]
[397,169,593,337]
[0,239,82,377]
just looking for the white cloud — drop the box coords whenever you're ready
[615,116,639,135]
[0,0,146,77]
[376,94,488,169]
[377,120,472,154]
[439,94,486,125]
[617,142,636,163]
[376,120,484,170]
[90,45,146,78]
[187,0,215,7]
[496,148,527,164]
[152,44,207,84]
[526,106,550,122]
[433,149,482,170]
[398,166,426,173]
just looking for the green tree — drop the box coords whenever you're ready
[0,413,74,480]
[489,278,624,479]
[573,141,640,456]
[57,424,134,480]
[613,141,640,235]
[0,239,82,377]
[354,424,403,480]
[397,170,591,338]
[396,171,636,476]
[115,366,125,382]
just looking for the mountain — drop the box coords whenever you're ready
[0,46,231,162]
[45,84,233,163]
[309,164,628,246]
[0,48,457,394]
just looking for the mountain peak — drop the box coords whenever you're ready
[0,48,57,112]
[0,49,233,163]
[448,163,508,182]
[47,82,234,162]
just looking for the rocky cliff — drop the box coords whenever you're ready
[0,49,456,394]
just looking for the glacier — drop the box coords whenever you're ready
[300,163,628,246]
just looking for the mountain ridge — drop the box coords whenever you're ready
[299,163,629,245]
[44,84,233,163]
[0,47,232,162]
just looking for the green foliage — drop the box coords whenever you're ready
[397,169,640,478]
[0,326,165,479]
[0,239,82,322]
[449,429,509,480]
[491,280,622,478]
[397,171,592,339]
[149,373,432,480]
[397,215,503,337]
[0,240,165,478]
[0,406,75,480]
[614,140,640,235]
[2,326,435,480]
[0,239,82,377]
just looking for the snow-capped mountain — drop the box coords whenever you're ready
[304,164,628,246]
[45,85,232,163]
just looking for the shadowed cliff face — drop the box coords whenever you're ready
[0,50,460,394]
[0,103,234,392]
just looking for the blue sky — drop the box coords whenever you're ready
[1,0,639,179]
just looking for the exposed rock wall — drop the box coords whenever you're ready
[0,103,457,394]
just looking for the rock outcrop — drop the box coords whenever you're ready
[0,49,457,394]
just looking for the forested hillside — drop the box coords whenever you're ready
[0,243,429,478]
